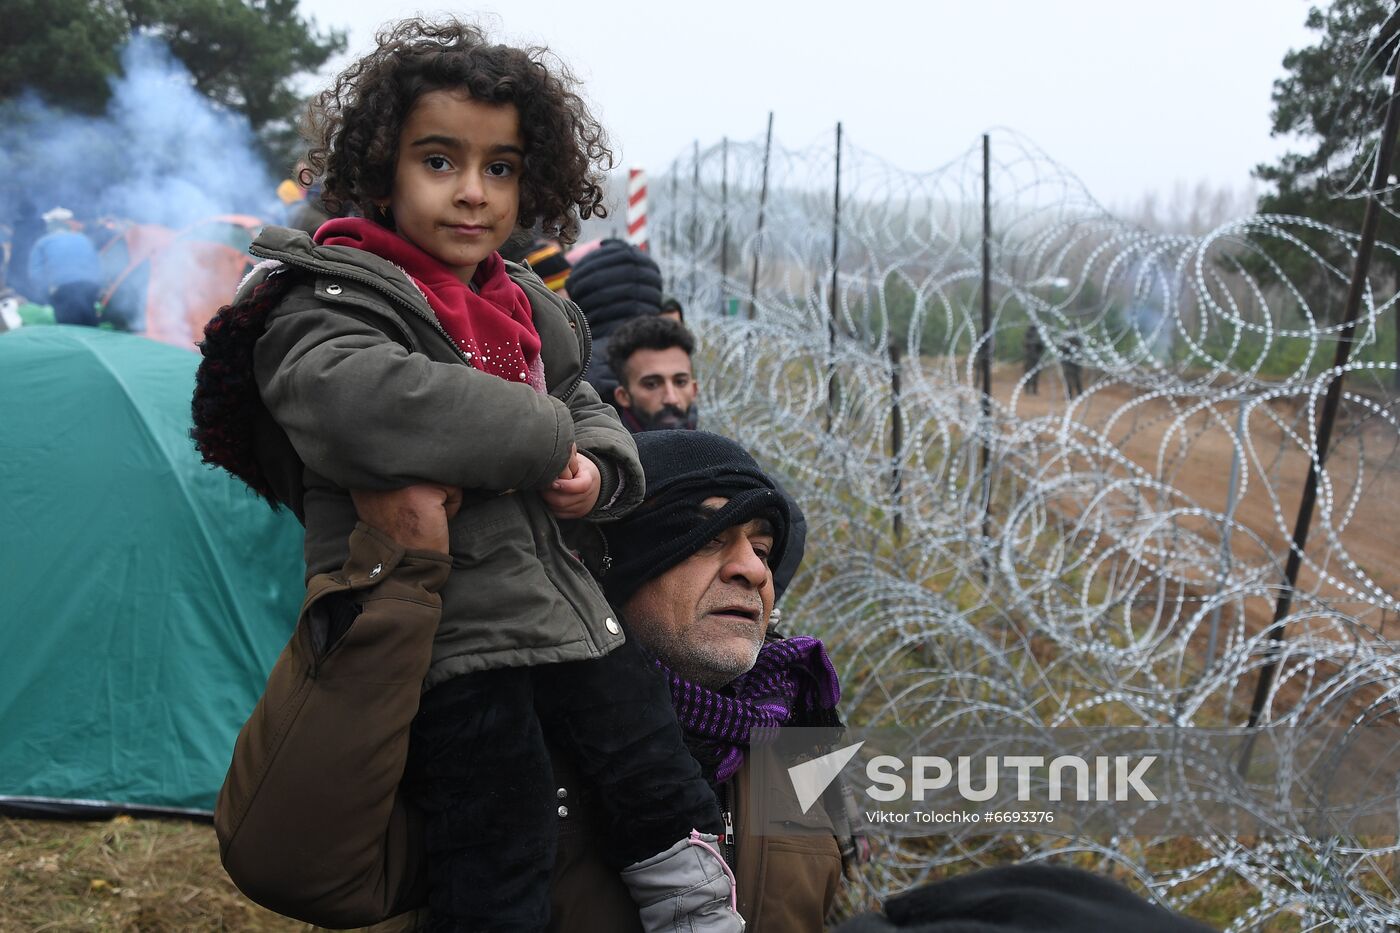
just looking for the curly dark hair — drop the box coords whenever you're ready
[300,17,612,244]
[606,315,696,386]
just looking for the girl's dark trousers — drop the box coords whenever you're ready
[403,635,723,933]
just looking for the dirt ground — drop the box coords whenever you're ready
[0,815,311,932]
[996,362,1400,633]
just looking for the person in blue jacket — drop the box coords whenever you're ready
[27,208,103,327]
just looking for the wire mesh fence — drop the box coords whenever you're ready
[648,122,1400,929]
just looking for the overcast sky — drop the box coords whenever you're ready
[294,0,1320,207]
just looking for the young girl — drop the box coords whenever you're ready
[195,18,740,933]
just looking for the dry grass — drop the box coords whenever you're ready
[0,815,313,933]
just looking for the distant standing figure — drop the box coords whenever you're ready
[27,208,102,327]
[1022,325,1044,395]
[1061,332,1084,397]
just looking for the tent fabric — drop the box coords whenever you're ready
[97,223,176,332]
[143,236,256,348]
[99,216,260,349]
[0,326,305,816]
[97,223,174,294]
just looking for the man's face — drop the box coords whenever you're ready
[621,496,776,688]
[614,346,698,430]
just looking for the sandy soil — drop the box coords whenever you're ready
[994,364,1400,633]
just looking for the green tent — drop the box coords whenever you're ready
[0,326,304,817]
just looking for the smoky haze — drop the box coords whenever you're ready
[0,37,278,226]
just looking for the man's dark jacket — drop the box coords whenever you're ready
[567,237,663,405]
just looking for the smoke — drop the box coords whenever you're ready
[0,36,279,227]
[1126,302,1176,360]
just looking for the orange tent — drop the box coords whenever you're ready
[101,215,262,349]
[98,222,176,313]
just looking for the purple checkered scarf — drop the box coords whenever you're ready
[663,635,842,782]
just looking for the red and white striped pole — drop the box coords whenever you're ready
[627,167,648,251]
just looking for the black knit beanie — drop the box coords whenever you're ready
[602,431,791,607]
[831,864,1217,932]
[566,237,663,333]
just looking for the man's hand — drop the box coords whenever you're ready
[350,483,463,553]
[540,444,601,520]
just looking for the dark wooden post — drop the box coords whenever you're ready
[979,133,994,568]
[719,136,730,316]
[826,122,843,431]
[890,340,904,542]
[748,112,774,319]
[1245,44,1400,734]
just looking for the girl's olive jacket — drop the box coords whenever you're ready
[243,225,642,688]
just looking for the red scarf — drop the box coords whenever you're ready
[314,218,543,389]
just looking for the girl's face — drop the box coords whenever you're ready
[386,89,523,284]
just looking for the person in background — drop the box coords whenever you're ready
[275,178,306,225]
[502,235,573,296]
[1060,331,1084,397]
[288,180,333,236]
[1022,325,1044,396]
[605,314,699,432]
[27,207,102,327]
[526,239,573,295]
[567,237,663,404]
[659,295,684,324]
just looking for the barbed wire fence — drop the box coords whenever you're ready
[645,91,1400,929]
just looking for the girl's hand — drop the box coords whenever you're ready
[541,444,600,519]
